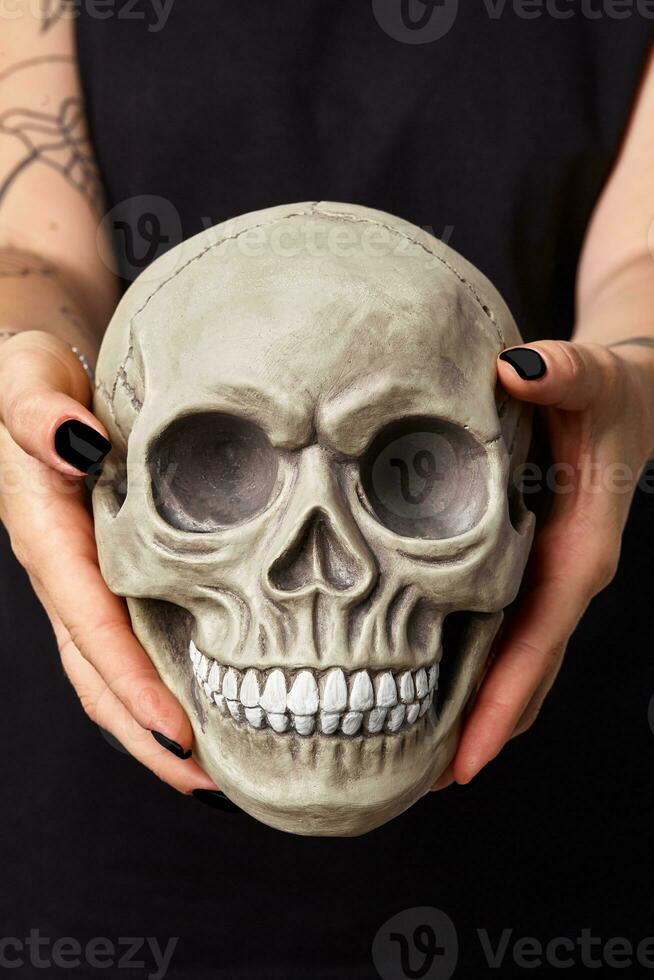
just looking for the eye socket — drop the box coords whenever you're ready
[148,412,279,532]
[360,417,489,539]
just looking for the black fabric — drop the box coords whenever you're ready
[77,3,653,343]
[2,4,654,977]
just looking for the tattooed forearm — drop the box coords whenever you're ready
[608,337,654,352]
[59,301,97,343]
[0,248,58,279]
[0,248,101,348]
[40,0,76,33]
[0,59,103,215]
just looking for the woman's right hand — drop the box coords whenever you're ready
[0,330,217,794]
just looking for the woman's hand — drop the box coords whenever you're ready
[435,338,654,790]
[0,330,217,795]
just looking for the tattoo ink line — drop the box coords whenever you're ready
[0,95,102,213]
[40,0,76,33]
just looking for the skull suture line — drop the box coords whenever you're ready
[93,202,535,836]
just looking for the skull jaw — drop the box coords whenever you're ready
[129,599,500,836]
[194,709,458,837]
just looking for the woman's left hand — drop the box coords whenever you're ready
[435,338,654,789]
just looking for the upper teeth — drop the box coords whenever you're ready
[189,641,439,737]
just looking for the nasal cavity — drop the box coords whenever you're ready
[268,512,361,594]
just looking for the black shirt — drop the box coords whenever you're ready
[2,6,653,978]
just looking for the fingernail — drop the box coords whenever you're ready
[54,419,111,472]
[499,347,547,380]
[151,730,192,760]
[192,789,242,813]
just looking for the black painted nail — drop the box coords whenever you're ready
[151,731,192,760]
[83,462,104,492]
[54,419,111,472]
[499,347,547,380]
[192,789,242,814]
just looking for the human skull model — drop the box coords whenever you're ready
[92,202,535,836]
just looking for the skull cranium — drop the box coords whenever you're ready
[92,201,534,836]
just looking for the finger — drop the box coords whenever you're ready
[509,657,564,739]
[452,522,618,785]
[30,493,195,757]
[0,330,110,476]
[452,583,568,785]
[32,560,215,794]
[58,632,216,794]
[498,340,616,411]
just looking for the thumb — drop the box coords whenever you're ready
[497,340,611,412]
[0,330,111,476]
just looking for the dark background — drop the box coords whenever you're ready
[2,2,654,978]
